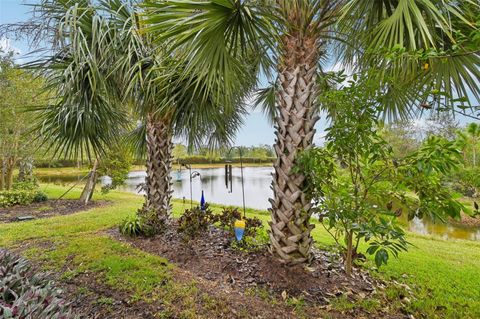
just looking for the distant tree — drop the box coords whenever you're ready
[0,51,46,190]
[98,142,133,194]
[423,112,460,141]
[457,123,480,167]
[380,121,420,158]
[172,144,188,160]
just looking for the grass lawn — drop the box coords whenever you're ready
[1,184,479,318]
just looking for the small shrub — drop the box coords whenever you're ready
[244,216,263,237]
[119,208,164,237]
[216,207,242,230]
[119,215,144,237]
[12,180,38,191]
[177,205,216,239]
[0,190,35,207]
[0,249,74,318]
[230,229,268,252]
[217,208,263,237]
[0,181,47,207]
[33,191,48,203]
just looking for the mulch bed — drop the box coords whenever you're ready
[0,199,108,223]
[7,216,411,318]
[111,223,410,319]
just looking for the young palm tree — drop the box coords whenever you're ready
[144,0,480,263]
[29,0,250,223]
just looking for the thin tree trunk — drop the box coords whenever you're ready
[5,156,16,190]
[142,114,173,224]
[269,28,319,264]
[80,159,98,205]
[345,231,353,277]
[0,158,5,190]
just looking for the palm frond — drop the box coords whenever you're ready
[253,84,277,125]
[338,0,480,120]
[142,0,275,104]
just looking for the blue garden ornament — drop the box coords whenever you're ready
[234,219,246,241]
[200,190,206,211]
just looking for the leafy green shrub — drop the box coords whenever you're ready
[119,208,164,237]
[230,227,269,252]
[177,205,217,239]
[217,207,263,237]
[119,215,144,237]
[0,190,47,207]
[11,180,38,191]
[33,191,48,203]
[0,190,35,207]
[0,249,74,318]
[0,180,47,207]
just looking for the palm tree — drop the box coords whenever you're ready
[143,0,480,263]
[29,0,250,223]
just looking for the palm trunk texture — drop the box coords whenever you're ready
[143,114,174,222]
[269,28,320,264]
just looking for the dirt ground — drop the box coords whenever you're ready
[107,223,409,319]
[0,199,108,223]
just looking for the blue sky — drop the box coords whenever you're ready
[1,1,477,147]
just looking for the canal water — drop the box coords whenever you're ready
[39,166,480,241]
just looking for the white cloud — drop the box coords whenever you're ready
[0,37,21,55]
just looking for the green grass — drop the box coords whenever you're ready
[1,185,173,301]
[34,167,90,177]
[1,184,479,318]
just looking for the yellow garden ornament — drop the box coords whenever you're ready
[234,219,246,241]
[423,62,429,70]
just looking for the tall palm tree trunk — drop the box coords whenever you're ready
[143,114,174,223]
[269,30,320,265]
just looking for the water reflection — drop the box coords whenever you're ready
[38,166,480,241]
